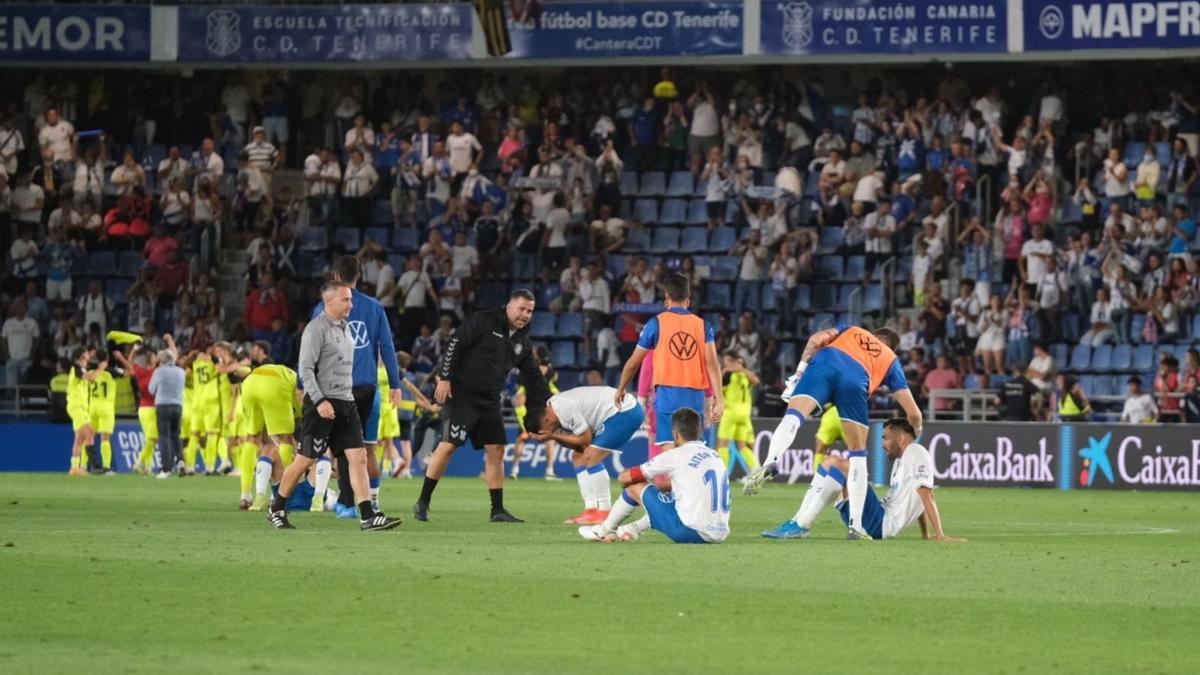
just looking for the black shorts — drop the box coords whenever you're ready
[399,417,413,441]
[441,390,507,449]
[352,384,378,443]
[299,398,364,459]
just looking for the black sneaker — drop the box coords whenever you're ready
[266,509,295,529]
[361,514,402,531]
[412,501,429,522]
[220,465,234,475]
[490,509,525,523]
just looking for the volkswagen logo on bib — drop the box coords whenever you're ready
[347,321,370,350]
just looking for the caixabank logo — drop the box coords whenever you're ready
[1078,430,1200,490]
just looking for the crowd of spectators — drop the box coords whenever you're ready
[3,64,1200,422]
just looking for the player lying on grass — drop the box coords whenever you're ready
[762,419,964,541]
[579,408,729,544]
[525,385,645,525]
[744,323,923,541]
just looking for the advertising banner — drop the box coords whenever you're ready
[505,1,743,59]
[1071,425,1200,491]
[0,5,150,61]
[1025,1,1200,51]
[176,4,472,63]
[760,0,1008,55]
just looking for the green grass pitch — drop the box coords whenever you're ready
[0,474,1197,674]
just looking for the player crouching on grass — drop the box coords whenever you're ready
[579,408,730,544]
[524,385,645,526]
[762,419,964,541]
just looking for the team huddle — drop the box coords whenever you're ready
[68,261,960,543]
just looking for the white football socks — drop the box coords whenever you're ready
[313,457,332,504]
[847,451,869,531]
[765,409,805,466]
[590,466,612,510]
[626,514,651,535]
[575,466,594,509]
[602,490,638,532]
[793,465,846,528]
[254,457,272,497]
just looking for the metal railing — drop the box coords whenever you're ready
[975,173,993,229]
[927,388,1002,421]
[847,285,862,325]
[0,385,54,418]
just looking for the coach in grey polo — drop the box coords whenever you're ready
[148,350,186,476]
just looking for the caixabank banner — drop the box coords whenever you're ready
[1071,426,1200,491]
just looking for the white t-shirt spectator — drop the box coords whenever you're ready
[545,207,571,248]
[161,190,191,225]
[341,162,378,197]
[596,326,621,368]
[12,184,43,223]
[202,152,225,183]
[0,127,25,175]
[853,173,884,203]
[158,157,188,185]
[737,243,768,280]
[1038,94,1064,124]
[111,165,143,195]
[38,120,75,162]
[450,243,479,277]
[47,207,81,233]
[73,161,104,197]
[446,133,482,174]
[820,158,846,184]
[1020,238,1055,284]
[344,127,377,165]
[1120,393,1158,423]
[691,100,719,137]
[1102,157,1130,198]
[579,276,611,314]
[397,268,433,309]
[863,212,896,254]
[1037,269,1067,309]
[911,253,931,295]
[222,84,251,124]
[10,238,38,276]
[78,293,113,333]
[374,259,396,309]
[304,154,341,197]
[2,315,39,360]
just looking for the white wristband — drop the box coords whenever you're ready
[795,361,809,377]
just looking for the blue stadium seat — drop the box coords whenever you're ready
[1078,375,1097,398]
[1068,344,1092,372]
[963,373,983,390]
[301,227,328,252]
[863,285,884,313]
[794,284,812,311]
[632,199,659,223]
[761,283,777,310]
[1173,343,1192,365]
[1192,314,1200,340]
[365,227,390,248]
[705,282,732,308]
[812,284,836,312]
[295,251,317,278]
[1133,344,1155,372]
[1089,343,1113,372]
[776,343,797,371]
[639,171,667,197]
[810,313,837,332]
[392,228,418,252]
[661,199,688,224]
[1155,141,1172,162]
[1122,141,1146,169]
[1130,314,1147,344]
[333,227,361,251]
[804,170,820,198]
[619,172,638,196]
[843,255,866,281]
[105,278,132,303]
[1059,199,1083,225]
[372,200,392,226]
[835,286,857,312]
[651,227,681,253]
[606,256,628,280]
[530,312,556,338]
[710,256,739,281]
[1061,312,1081,342]
[681,227,708,253]
[619,198,633,220]
[537,283,561,308]
[1093,375,1116,397]
[666,171,694,197]
[817,256,844,279]
[685,199,709,226]
[624,227,651,252]
[555,370,581,390]
[386,254,405,277]
[117,251,144,278]
[558,313,583,336]
[1111,343,1133,372]
[709,226,736,252]
[551,341,577,367]
[1050,343,1069,367]
[90,251,116,276]
[694,176,711,198]
[819,227,844,254]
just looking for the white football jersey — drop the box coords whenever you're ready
[550,386,637,435]
[881,442,935,539]
[641,441,731,542]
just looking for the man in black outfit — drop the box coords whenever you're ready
[1000,364,1038,422]
[413,289,550,523]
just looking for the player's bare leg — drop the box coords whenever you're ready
[510,431,527,479]
[69,424,93,476]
